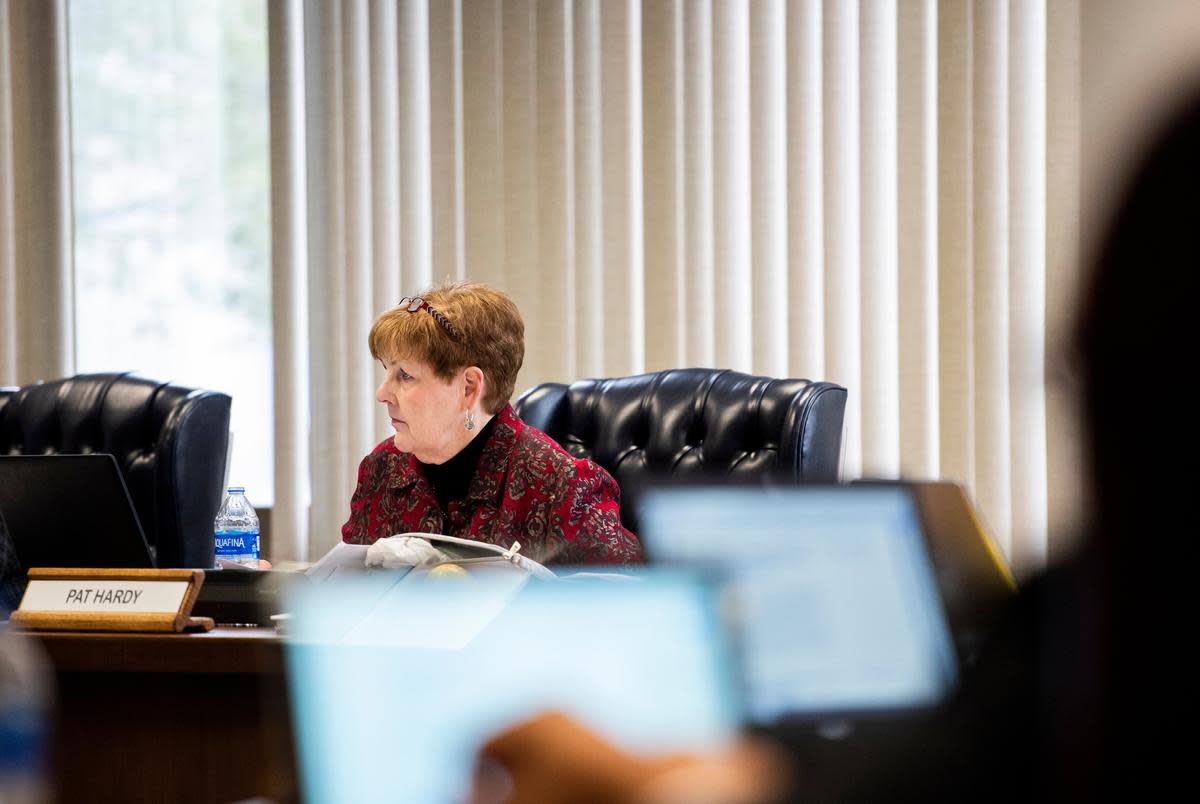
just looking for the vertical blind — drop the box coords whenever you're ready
[270,0,1081,572]
[0,0,75,388]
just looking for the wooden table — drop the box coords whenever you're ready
[21,627,298,804]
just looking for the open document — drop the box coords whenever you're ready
[304,534,553,584]
[303,541,371,583]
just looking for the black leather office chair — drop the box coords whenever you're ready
[514,368,848,527]
[0,372,231,569]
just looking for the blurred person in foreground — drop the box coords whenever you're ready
[469,89,1200,804]
[341,281,641,565]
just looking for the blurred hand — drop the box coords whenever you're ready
[471,710,672,804]
[470,711,789,804]
[215,558,273,571]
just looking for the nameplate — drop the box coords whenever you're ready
[21,579,190,612]
[11,568,214,633]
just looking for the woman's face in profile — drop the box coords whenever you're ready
[375,352,467,463]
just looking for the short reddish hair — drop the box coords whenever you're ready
[368,281,525,413]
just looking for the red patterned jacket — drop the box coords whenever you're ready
[341,405,642,565]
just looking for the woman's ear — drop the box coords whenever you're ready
[462,366,486,406]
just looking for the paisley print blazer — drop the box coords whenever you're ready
[341,405,642,565]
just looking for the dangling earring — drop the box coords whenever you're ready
[464,409,476,431]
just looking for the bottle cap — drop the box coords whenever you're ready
[227,486,246,494]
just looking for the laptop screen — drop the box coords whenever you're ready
[636,484,959,724]
[855,480,1017,661]
[285,572,739,804]
[0,454,155,571]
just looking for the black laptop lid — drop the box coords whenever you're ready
[0,454,155,570]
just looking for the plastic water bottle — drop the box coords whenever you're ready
[214,487,260,568]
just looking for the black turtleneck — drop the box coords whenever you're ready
[419,414,498,512]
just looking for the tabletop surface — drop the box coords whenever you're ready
[13,625,286,674]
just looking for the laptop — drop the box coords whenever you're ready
[0,454,156,570]
[283,485,973,803]
[854,479,1017,659]
[634,483,962,728]
[284,572,738,804]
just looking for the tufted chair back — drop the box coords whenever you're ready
[0,372,231,568]
[513,368,847,527]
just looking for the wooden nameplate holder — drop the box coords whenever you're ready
[10,567,215,633]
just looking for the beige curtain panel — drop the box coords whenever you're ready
[0,0,75,388]
[269,0,1081,572]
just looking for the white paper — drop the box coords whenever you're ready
[417,534,555,579]
[339,568,531,650]
[368,533,556,579]
[304,541,371,583]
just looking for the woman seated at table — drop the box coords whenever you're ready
[341,280,642,565]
